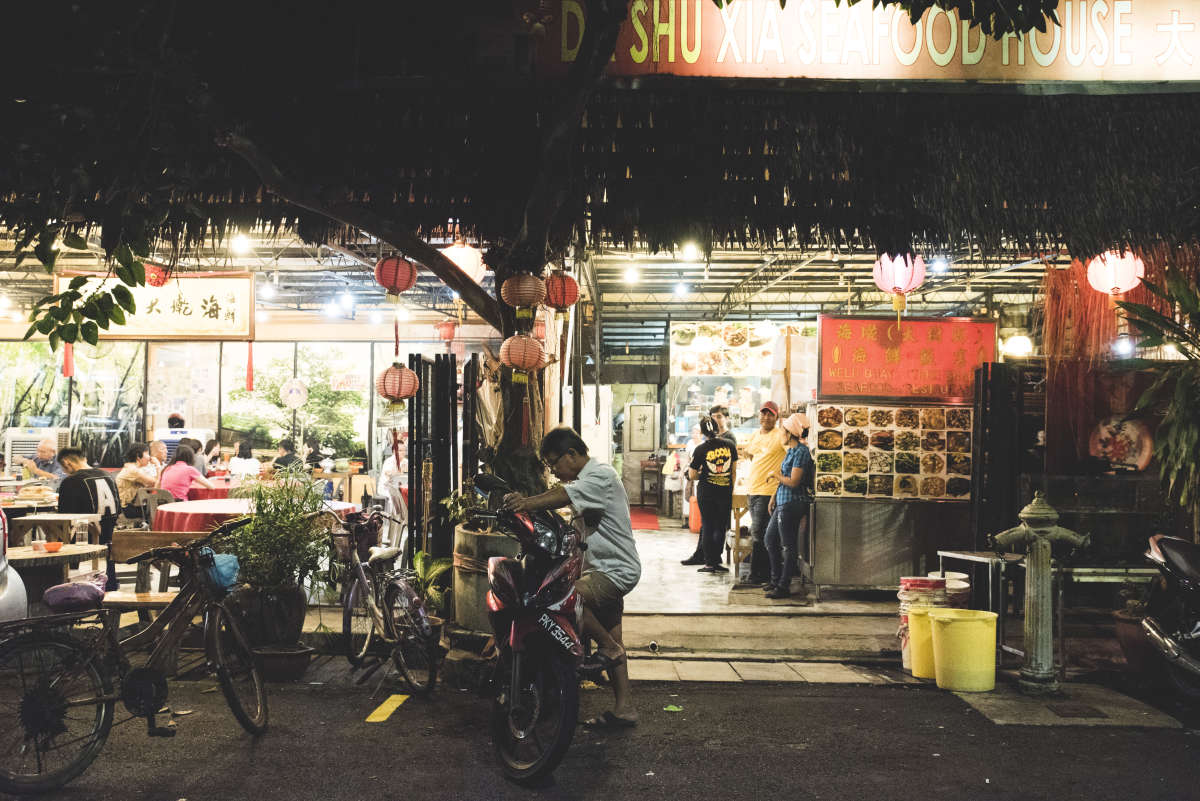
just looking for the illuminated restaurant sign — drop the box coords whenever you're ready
[52,272,255,341]
[547,0,1200,83]
[817,315,996,404]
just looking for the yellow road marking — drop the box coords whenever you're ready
[365,694,409,722]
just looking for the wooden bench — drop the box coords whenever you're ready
[102,531,203,614]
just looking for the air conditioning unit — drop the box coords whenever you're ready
[4,428,71,472]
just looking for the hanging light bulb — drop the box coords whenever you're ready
[0,295,10,310]
[1000,335,1034,358]
[931,257,950,274]
[230,233,252,255]
[259,282,275,300]
[680,242,701,262]
[322,302,340,318]
[1112,335,1136,357]
[394,306,410,322]
[624,266,639,284]
[674,281,688,297]
[368,310,383,325]
[339,291,355,311]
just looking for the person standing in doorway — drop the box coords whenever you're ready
[688,416,737,574]
[742,401,786,585]
[681,406,736,563]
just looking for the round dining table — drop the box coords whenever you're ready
[153,499,356,533]
[188,476,243,501]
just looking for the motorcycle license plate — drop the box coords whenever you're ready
[538,612,576,653]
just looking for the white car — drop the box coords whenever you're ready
[0,509,28,622]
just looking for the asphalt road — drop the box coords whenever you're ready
[7,657,1199,801]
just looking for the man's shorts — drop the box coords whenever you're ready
[575,571,625,631]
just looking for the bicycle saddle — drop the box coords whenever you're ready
[368,545,401,563]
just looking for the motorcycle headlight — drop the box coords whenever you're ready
[533,520,559,554]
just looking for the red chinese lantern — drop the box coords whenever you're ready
[533,318,547,340]
[145,263,169,287]
[435,319,457,342]
[374,256,419,296]
[376,362,420,405]
[873,253,926,323]
[544,271,579,316]
[1086,250,1144,296]
[500,334,544,384]
[500,273,546,322]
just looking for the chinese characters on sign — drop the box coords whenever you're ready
[548,0,1200,83]
[817,316,996,403]
[52,273,255,341]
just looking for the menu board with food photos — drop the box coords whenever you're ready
[670,321,785,377]
[813,404,973,501]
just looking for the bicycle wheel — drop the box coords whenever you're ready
[343,578,375,667]
[384,584,438,694]
[0,632,114,795]
[206,605,269,735]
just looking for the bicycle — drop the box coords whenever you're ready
[0,518,267,795]
[335,509,439,694]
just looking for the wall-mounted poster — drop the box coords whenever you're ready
[671,321,816,378]
[817,315,996,404]
[813,403,973,501]
[627,403,659,452]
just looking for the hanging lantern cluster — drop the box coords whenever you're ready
[499,334,544,385]
[376,362,420,411]
[500,273,546,323]
[374,255,419,296]
[1086,250,1144,296]
[873,253,926,324]
[543,271,579,318]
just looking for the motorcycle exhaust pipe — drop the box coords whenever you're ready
[1142,617,1200,678]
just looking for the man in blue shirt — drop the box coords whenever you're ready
[22,439,65,489]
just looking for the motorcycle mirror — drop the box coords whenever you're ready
[474,473,508,493]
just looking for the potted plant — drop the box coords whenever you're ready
[410,549,453,639]
[1112,580,1155,674]
[218,466,330,680]
[1118,273,1200,532]
[441,485,519,632]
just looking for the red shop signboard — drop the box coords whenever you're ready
[817,315,997,404]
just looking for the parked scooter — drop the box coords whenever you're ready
[1141,534,1200,698]
[470,473,599,785]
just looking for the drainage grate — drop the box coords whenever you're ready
[1045,702,1108,719]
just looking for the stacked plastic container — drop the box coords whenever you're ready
[897,576,947,671]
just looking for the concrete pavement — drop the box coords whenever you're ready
[21,655,1198,801]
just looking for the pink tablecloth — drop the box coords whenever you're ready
[153,499,356,533]
[188,478,243,501]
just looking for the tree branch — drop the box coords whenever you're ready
[216,131,504,331]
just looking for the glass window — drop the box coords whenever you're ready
[70,342,147,467]
[220,342,296,451]
[296,342,371,461]
[146,342,220,434]
[0,342,69,430]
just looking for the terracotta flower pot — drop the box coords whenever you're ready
[1112,609,1155,673]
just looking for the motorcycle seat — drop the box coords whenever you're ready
[1158,537,1200,582]
[368,545,401,564]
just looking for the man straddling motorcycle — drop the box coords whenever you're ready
[501,426,642,729]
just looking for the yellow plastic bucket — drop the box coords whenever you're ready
[928,609,997,692]
[908,606,936,679]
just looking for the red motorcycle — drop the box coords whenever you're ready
[472,474,595,785]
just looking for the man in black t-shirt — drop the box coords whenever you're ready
[57,448,121,590]
[273,439,302,471]
[687,417,738,572]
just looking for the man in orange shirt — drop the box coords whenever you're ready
[740,401,787,585]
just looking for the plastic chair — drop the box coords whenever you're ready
[135,488,174,528]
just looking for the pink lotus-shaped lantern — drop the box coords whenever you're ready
[873,253,926,322]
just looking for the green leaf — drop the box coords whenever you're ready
[81,321,99,346]
[36,317,56,335]
[115,243,135,268]
[115,263,134,285]
[130,259,146,286]
[71,310,83,324]
[112,284,136,314]
[48,330,60,351]
[22,322,39,341]
[49,305,70,322]
[95,314,110,330]
[60,323,78,344]
[109,305,126,325]
[68,276,89,290]
[81,302,101,320]
[62,232,88,250]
